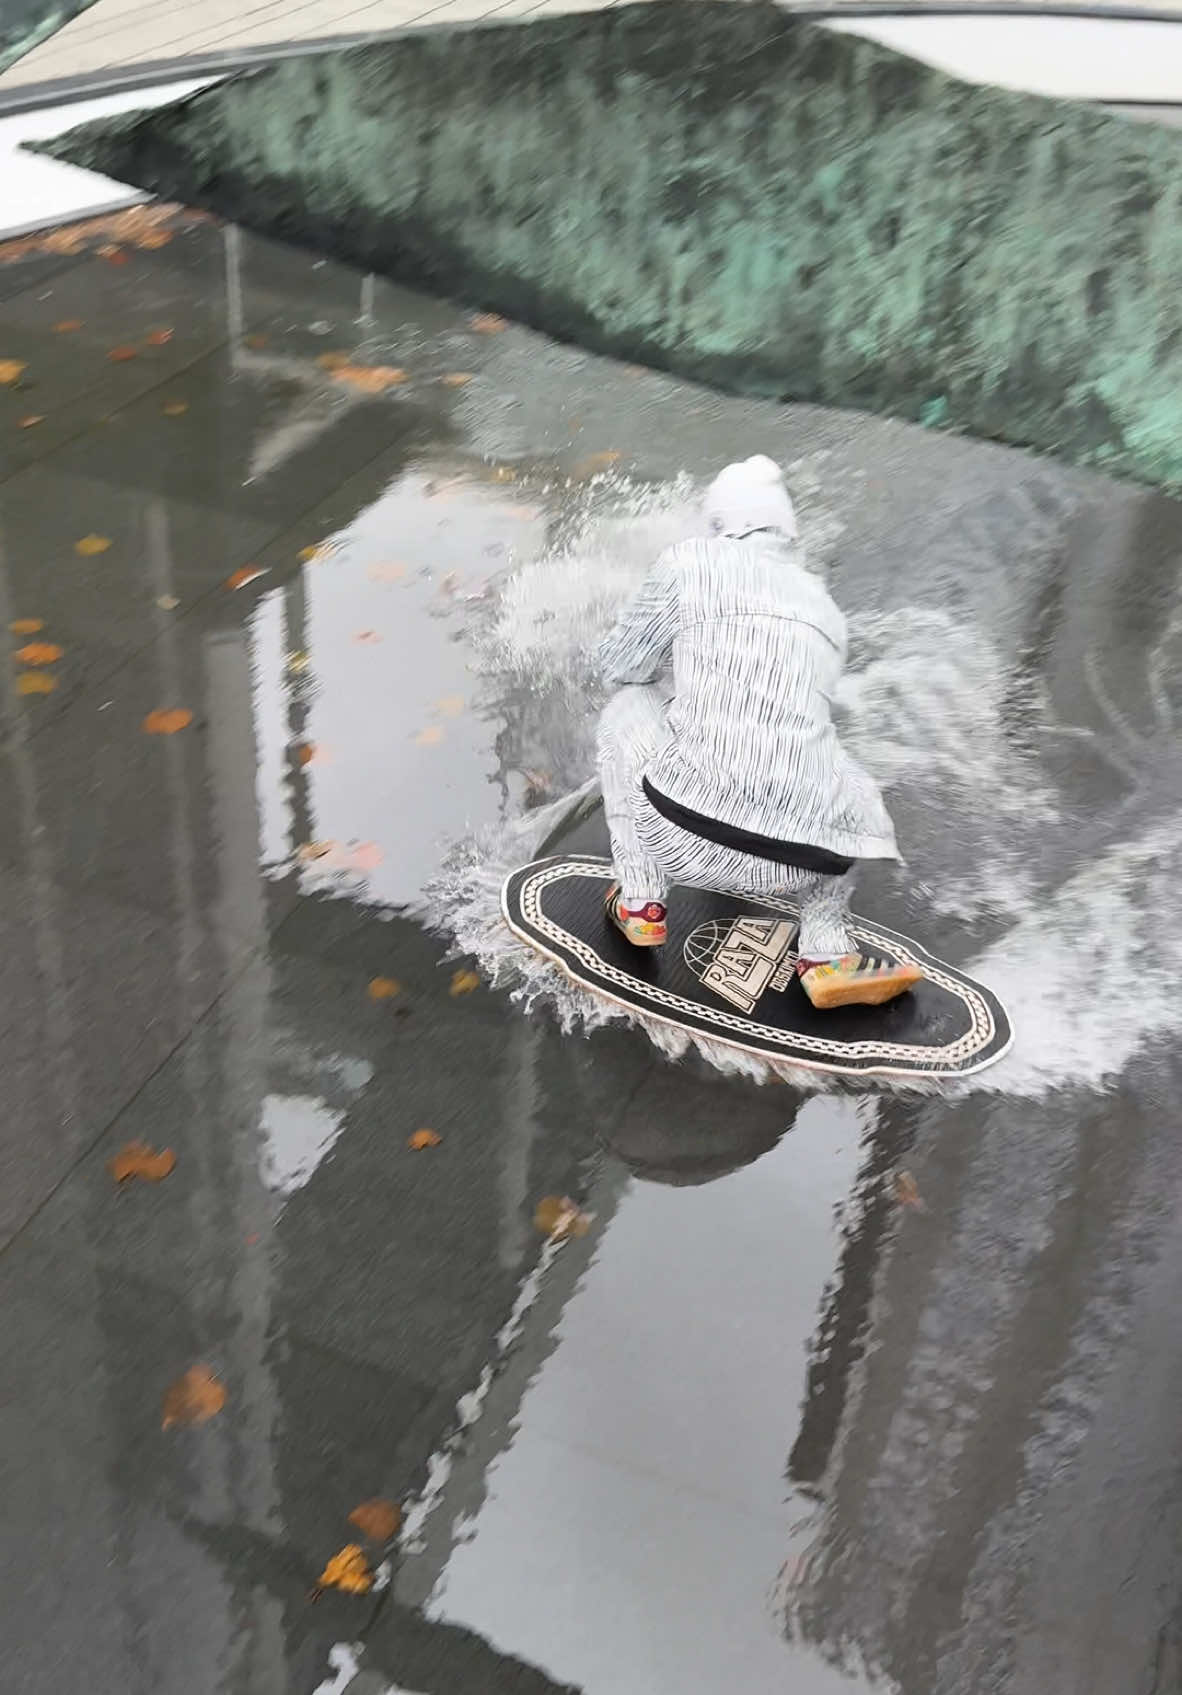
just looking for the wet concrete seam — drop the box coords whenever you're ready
[0,945,248,1261]
[0,332,228,495]
[0,401,414,763]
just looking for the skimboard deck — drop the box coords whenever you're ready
[502,855,1011,1080]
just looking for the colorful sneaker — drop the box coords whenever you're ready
[796,952,923,1010]
[605,885,667,948]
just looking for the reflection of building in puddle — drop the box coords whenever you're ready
[785,1058,1182,1695]
[259,1053,372,1199]
[0,494,292,1686]
[241,438,703,910]
[246,461,554,908]
[0,470,676,1690]
[393,1085,904,1695]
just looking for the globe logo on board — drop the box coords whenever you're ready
[683,920,733,979]
[684,914,797,1015]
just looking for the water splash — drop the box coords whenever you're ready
[969,820,1181,1097]
[427,472,1181,1102]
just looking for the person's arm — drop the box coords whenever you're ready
[599,555,679,686]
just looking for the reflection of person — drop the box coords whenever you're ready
[596,455,921,1009]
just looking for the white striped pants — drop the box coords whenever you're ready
[597,685,855,959]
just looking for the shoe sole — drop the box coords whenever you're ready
[805,964,924,1010]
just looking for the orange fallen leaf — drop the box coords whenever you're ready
[315,350,352,371]
[893,1170,924,1210]
[298,546,325,564]
[108,1140,176,1183]
[15,670,56,695]
[414,725,445,747]
[161,400,188,417]
[145,328,173,346]
[534,1195,591,1240]
[75,534,111,555]
[296,742,317,766]
[0,358,27,384]
[53,319,83,333]
[17,414,44,429]
[332,364,409,394]
[368,976,402,1001]
[341,841,382,873]
[440,372,474,388]
[143,707,193,735]
[298,841,382,876]
[316,1544,373,1595]
[38,229,85,255]
[161,1364,226,1429]
[348,1498,402,1542]
[107,345,138,362]
[434,693,465,718]
[225,565,265,591]
[408,1128,442,1150]
[354,629,382,645]
[471,312,508,333]
[9,618,44,634]
[449,968,480,997]
[15,641,63,664]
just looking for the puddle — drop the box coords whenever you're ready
[1,217,1180,1695]
[403,1096,886,1695]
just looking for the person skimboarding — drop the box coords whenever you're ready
[596,455,922,1011]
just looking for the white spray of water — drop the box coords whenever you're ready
[428,472,1181,1102]
[968,819,1181,1096]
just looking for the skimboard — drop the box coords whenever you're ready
[502,855,1011,1081]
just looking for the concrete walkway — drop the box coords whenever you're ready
[1,0,621,93]
[4,0,1182,100]
[1,206,1180,1695]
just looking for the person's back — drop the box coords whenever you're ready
[644,531,896,865]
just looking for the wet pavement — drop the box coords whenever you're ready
[0,209,1180,1695]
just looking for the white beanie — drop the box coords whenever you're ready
[703,454,797,540]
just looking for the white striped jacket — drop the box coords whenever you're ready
[599,534,898,863]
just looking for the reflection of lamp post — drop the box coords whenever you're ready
[202,608,287,1682]
[145,499,203,1021]
[145,492,287,1682]
[282,568,314,862]
[358,272,375,328]
[0,514,79,1147]
[221,223,390,483]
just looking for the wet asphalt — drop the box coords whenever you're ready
[0,210,1180,1695]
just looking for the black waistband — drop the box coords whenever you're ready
[641,778,855,876]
